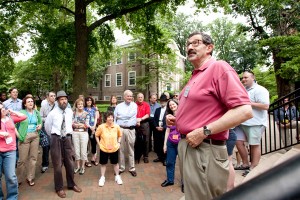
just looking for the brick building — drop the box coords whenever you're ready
[88,40,185,101]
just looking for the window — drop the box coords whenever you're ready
[116,53,122,64]
[116,95,122,101]
[105,74,111,87]
[104,96,110,101]
[128,71,136,86]
[116,73,122,87]
[128,52,136,61]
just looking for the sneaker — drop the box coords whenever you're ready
[115,175,123,185]
[79,168,85,175]
[41,166,48,173]
[98,176,105,187]
[74,168,80,174]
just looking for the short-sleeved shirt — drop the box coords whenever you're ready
[136,101,150,118]
[3,98,22,111]
[114,101,137,127]
[241,83,269,127]
[95,123,122,153]
[84,107,97,126]
[176,58,251,140]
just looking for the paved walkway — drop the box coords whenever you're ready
[17,149,183,200]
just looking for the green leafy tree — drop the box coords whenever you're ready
[224,0,300,96]
[0,25,18,91]
[207,18,262,73]
[1,0,192,99]
[164,13,206,72]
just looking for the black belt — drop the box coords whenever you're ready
[180,134,225,146]
[140,120,149,124]
[52,133,72,138]
[120,126,135,130]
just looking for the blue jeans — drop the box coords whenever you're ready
[166,140,178,183]
[0,150,18,200]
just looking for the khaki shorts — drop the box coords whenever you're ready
[240,125,265,145]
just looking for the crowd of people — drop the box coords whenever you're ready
[1,31,297,200]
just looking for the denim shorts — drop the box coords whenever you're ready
[226,129,237,156]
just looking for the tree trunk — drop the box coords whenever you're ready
[272,50,293,98]
[72,0,88,100]
[53,68,62,92]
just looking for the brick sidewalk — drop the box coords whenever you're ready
[17,148,184,200]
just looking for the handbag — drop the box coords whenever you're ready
[40,128,50,147]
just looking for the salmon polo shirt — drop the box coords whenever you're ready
[176,58,251,140]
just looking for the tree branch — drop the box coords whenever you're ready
[88,0,165,33]
[85,0,94,6]
[1,0,75,15]
[247,9,268,39]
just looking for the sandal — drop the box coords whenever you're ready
[234,165,250,170]
[91,160,99,166]
[85,162,92,167]
[242,169,250,177]
[26,179,35,186]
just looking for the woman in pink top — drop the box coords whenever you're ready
[0,102,27,200]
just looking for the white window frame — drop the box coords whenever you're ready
[116,95,122,101]
[128,71,136,86]
[128,52,136,61]
[104,74,111,87]
[116,73,122,87]
[104,96,110,101]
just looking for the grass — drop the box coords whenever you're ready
[96,104,110,112]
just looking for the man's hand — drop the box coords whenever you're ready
[156,127,163,131]
[186,128,207,148]
[166,114,176,126]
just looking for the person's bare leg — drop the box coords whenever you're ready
[236,140,250,167]
[250,145,261,169]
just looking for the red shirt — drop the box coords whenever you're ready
[176,58,250,140]
[136,101,150,118]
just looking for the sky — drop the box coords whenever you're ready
[13,0,247,62]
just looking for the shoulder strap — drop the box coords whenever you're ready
[50,104,55,111]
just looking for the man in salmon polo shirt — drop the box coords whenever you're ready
[166,31,253,200]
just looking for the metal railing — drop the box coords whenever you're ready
[262,88,300,155]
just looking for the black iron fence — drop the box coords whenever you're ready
[262,88,300,155]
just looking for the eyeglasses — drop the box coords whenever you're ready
[186,39,203,48]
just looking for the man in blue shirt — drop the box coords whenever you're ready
[3,88,22,111]
[114,90,138,177]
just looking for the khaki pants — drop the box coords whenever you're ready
[17,132,39,183]
[119,128,136,172]
[72,131,89,160]
[178,139,229,200]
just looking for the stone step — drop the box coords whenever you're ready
[274,147,300,166]
[242,152,283,183]
[242,146,300,183]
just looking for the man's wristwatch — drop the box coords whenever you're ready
[203,126,212,136]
